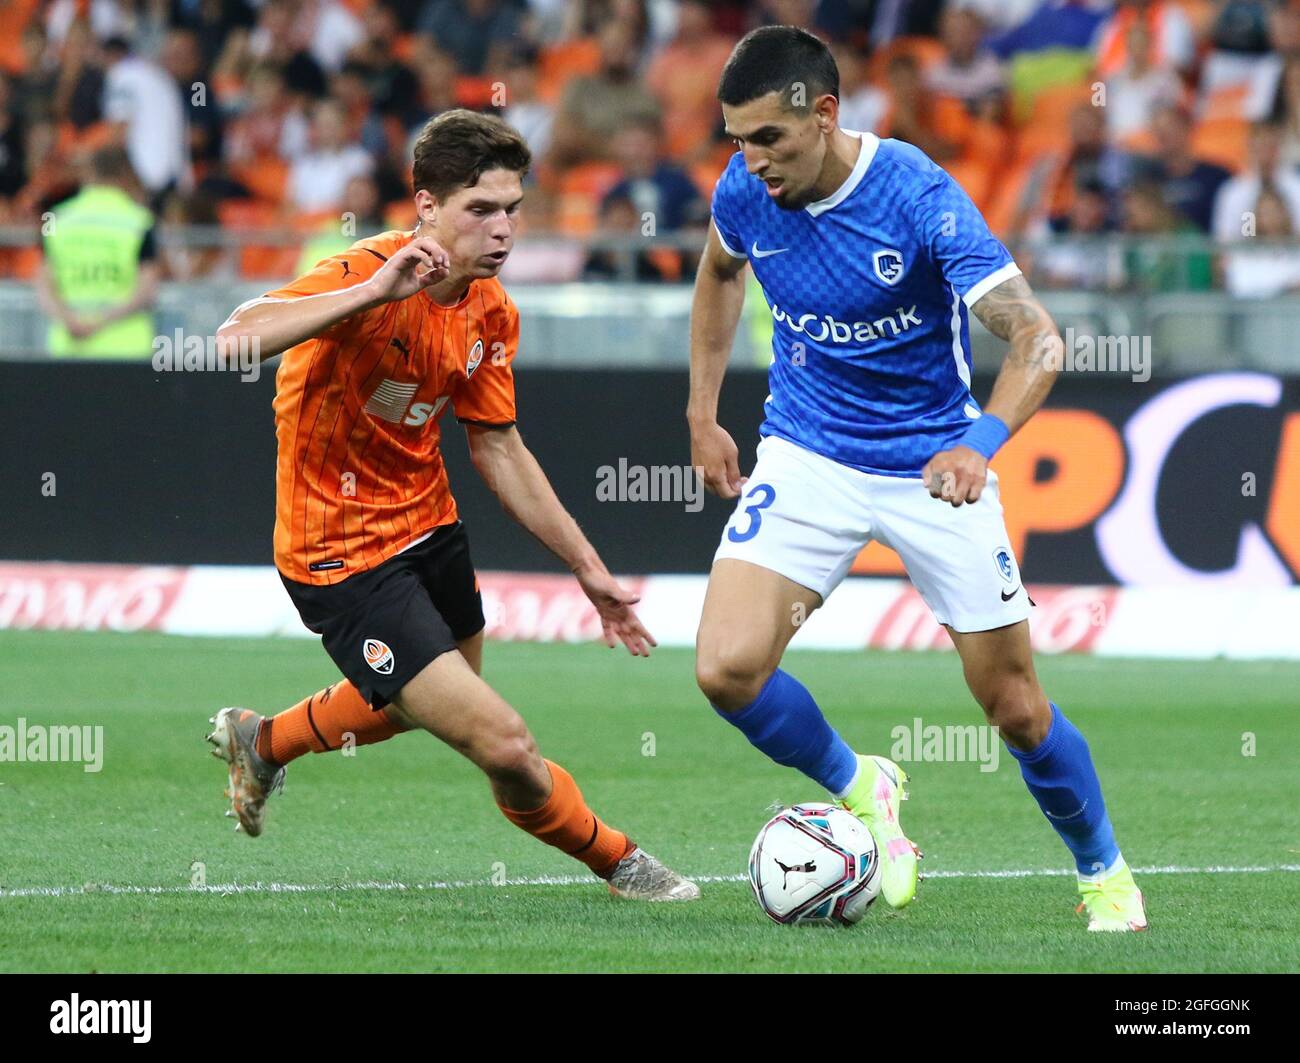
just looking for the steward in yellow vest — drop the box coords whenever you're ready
[37,146,160,359]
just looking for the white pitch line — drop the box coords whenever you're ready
[1,864,1296,900]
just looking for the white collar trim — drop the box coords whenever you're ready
[804,129,879,217]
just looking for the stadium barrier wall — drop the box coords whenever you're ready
[2,562,1299,659]
[4,363,1299,590]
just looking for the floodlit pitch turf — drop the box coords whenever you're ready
[1,630,1296,973]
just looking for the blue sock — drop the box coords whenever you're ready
[1008,702,1121,876]
[713,669,858,794]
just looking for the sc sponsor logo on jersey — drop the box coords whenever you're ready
[364,379,451,427]
[466,338,484,379]
[872,248,906,286]
[363,638,395,675]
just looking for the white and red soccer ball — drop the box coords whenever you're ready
[748,803,881,926]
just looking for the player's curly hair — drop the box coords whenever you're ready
[411,110,532,202]
[717,26,839,112]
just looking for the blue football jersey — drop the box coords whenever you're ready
[711,131,1021,476]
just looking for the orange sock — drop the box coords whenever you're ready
[498,760,635,878]
[258,681,407,765]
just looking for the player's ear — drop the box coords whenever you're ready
[414,188,439,227]
[814,94,839,134]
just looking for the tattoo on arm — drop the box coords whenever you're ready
[970,274,1059,365]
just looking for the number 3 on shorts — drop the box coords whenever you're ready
[727,483,776,543]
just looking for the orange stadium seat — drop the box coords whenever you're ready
[537,37,601,103]
[219,199,298,279]
[1190,116,1250,173]
[230,157,289,205]
[0,0,40,74]
[1014,82,1094,164]
[869,35,947,83]
[553,161,623,234]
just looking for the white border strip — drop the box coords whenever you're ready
[962,261,1022,308]
[3,864,1295,899]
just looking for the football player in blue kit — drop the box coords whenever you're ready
[688,26,1146,932]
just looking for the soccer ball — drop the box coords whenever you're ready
[748,803,881,926]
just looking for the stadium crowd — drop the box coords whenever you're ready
[4,0,1300,295]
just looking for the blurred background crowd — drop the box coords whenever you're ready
[4,0,1300,297]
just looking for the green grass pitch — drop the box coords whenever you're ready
[1,630,1296,973]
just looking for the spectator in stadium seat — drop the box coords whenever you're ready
[159,191,238,280]
[1135,104,1231,233]
[500,45,556,163]
[53,19,106,132]
[13,23,58,127]
[832,40,888,135]
[330,61,390,161]
[581,192,667,281]
[1221,183,1300,296]
[1212,117,1300,241]
[926,6,1007,118]
[416,0,523,76]
[287,98,375,212]
[1041,102,1133,230]
[1275,56,1300,168]
[102,36,190,202]
[0,73,27,211]
[223,64,310,165]
[349,3,421,119]
[881,53,961,164]
[1122,178,1213,290]
[45,0,129,49]
[300,0,366,74]
[36,144,160,358]
[601,115,707,233]
[548,19,660,168]
[160,28,223,168]
[11,120,76,221]
[1101,18,1184,142]
[1027,176,1125,290]
[1093,0,1196,80]
[294,173,386,274]
[646,0,734,162]
[405,38,460,131]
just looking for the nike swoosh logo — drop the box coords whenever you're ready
[751,243,789,258]
[1001,587,1019,601]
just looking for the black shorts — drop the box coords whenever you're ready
[280,521,485,709]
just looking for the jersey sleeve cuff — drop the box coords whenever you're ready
[961,262,1022,308]
[458,417,516,428]
[712,219,747,260]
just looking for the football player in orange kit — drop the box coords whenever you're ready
[207,110,698,901]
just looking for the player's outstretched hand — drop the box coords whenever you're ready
[367,237,451,303]
[922,445,987,507]
[575,563,658,657]
[690,418,747,499]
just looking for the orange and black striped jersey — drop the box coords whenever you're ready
[268,229,519,585]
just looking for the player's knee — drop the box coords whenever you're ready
[979,675,1050,748]
[695,646,771,712]
[478,714,542,784]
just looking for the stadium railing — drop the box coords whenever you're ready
[3,225,1300,372]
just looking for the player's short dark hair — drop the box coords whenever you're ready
[411,110,532,202]
[717,26,839,112]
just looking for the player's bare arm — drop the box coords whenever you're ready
[922,273,1062,507]
[465,422,656,657]
[215,238,451,358]
[687,221,749,499]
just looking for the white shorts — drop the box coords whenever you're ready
[713,435,1031,632]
